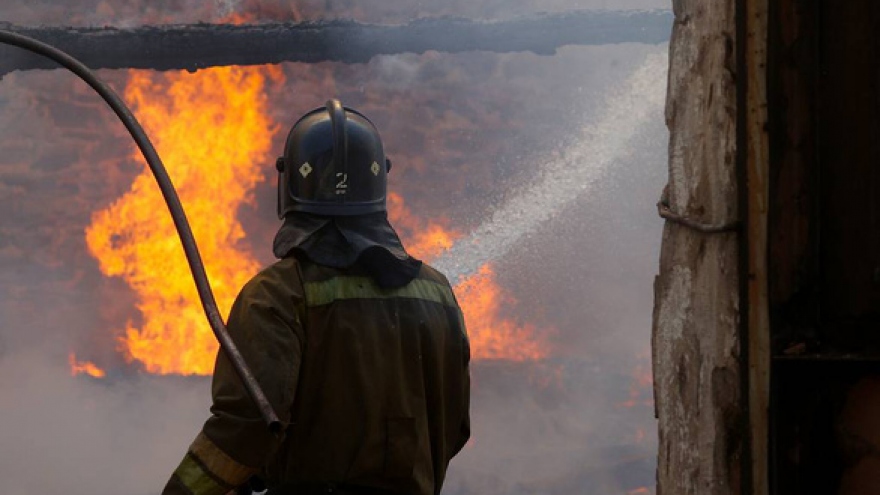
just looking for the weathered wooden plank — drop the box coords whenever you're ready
[652,0,744,493]
[744,0,770,493]
[0,10,673,74]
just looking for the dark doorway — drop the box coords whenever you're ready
[769,0,880,492]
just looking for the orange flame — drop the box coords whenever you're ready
[388,193,549,361]
[69,353,106,378]
[387,192,458,260]
[220,11,256,25]
[85,66,281,375]
[455,265,549,361]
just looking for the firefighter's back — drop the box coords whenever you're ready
[264,257,470,495]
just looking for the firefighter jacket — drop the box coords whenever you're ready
[162,256,471,495]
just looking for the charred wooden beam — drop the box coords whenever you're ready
[0,10,671,74]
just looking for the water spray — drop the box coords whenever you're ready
[0,29,282,433]
[433,52,668,283]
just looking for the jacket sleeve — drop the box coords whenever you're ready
[163,271,305,495]
[449,304,471,460]
[453,327,471,457]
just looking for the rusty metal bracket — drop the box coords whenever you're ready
[657,199,741,233]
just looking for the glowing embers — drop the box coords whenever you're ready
[85,66,281,375]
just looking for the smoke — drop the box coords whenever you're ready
[215,0,241,19]
[0,352,207,495]
[0,2,669,494]
[0,0,671,27]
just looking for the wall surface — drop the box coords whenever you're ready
[652,0,744,493]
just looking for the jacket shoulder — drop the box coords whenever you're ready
[237,257,305,301]
[417,262,453,288]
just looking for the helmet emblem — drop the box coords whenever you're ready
[371,161,381,176]
[335,172,348,195]
[298,162,313,178]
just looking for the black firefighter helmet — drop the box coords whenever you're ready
[276,99,390,218]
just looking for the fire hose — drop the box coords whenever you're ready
[0,29,282,433]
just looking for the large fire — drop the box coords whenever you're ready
[81,64,548,376]
[85,66,280,375]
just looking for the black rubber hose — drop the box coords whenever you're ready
[0,29,282,433]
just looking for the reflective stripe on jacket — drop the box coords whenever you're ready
[163,256,471,495]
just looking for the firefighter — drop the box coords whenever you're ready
[162,99,471,495]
